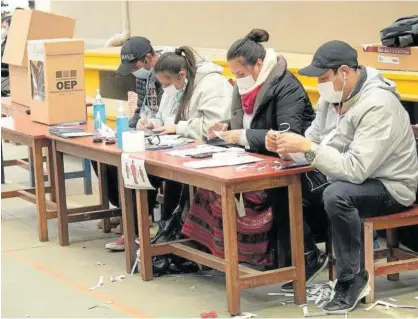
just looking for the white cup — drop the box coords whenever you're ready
[122,130,145,153]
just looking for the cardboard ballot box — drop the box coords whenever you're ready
[2,10,75,107]
[27,39,86,125]
[356,44,418,72]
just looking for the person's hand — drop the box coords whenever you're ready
[218,129,242,144]
[136,117,146,130]
[127,91,138,118]
[207,122,228,139]
[276,132,311,155]
[265,130,278,153]
[152,124,177,135]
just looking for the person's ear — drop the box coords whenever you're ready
[178,70,187,80]
[339,65,350,79]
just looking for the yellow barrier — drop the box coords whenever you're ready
[84,46,418,125]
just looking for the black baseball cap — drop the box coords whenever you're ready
[299,40,358,77]
[117,36,153,75]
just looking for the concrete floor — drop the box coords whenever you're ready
[1,142,418,318]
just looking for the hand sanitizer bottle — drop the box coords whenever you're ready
[93,89,106,131]
[116,101,129,149]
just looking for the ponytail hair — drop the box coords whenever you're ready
[227,29,269,65]
[155,46,197,122]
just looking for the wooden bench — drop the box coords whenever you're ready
[363,205,418,303]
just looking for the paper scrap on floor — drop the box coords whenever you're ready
[121,153,154,189]
[184,154,263,169]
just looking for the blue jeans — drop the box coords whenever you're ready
[270,171,406,281]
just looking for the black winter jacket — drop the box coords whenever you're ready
[226,56,315,154]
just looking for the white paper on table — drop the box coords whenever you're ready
[98,122,116,139]
[184,155,263,169]
[154,135,192,147]
[121,153,154,189]
[166,145,226,157]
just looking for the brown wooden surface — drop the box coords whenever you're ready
[131,144,312,184]
[288,175,307,304]
[98,163,111,233]
[221,184,241,315]
[137,190,153,280]
[52,142,69,246]
[118,168,136,274]
[1,114,53,242]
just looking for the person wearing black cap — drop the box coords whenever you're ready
[116,36,166,129]
[95,37,175,252]
[267,40,418,313]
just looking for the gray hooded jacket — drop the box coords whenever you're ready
[307,67,418,207]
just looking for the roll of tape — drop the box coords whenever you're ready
[122,130,145,153]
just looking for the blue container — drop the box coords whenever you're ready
[93,89,106,131]
[116,101,129,149]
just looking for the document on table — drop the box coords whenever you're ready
[184,155,264,169]
[166,145,226,157]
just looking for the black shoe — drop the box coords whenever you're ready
[323,270,370,314]
[281,249,329,292]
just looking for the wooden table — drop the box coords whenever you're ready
[130,148,311,315]
[1,115,55,241]
[48,133,137,273]
[1,97,93,195]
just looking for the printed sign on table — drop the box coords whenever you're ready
[121,153,154,190]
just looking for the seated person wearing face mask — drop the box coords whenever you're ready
[146,46,233,139]
[182,29,315,267]
[268,41,418,314]
[91,37,176,252]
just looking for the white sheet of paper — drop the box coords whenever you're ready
[166,145,226,157]
[184,155,263,169]
[61,132,94,138]
[121,153,154,189]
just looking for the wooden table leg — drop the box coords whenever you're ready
[32,140,48,242]
[137,190,153,280]
[52,141,69,246]
[98,163,111,233]
[118,167,136,273]
[46,143,57,203]
[28,147,35,188]
[288,175,306,304]
[221,185,240,315]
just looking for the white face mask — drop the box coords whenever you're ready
[132,67,153,79]
[236,74,256,94]
[317,78,344,104]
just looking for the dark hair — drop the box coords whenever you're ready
[138,47,156,61]
[2,16,11,26]
[155,46,197,122]
[227,29,269,65]
[330,65,359,74]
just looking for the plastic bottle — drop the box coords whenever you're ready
[93,89,106,131]
[116,101,129,149]
[95,111,102,131]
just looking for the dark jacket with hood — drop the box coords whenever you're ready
[225,56,315,154]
